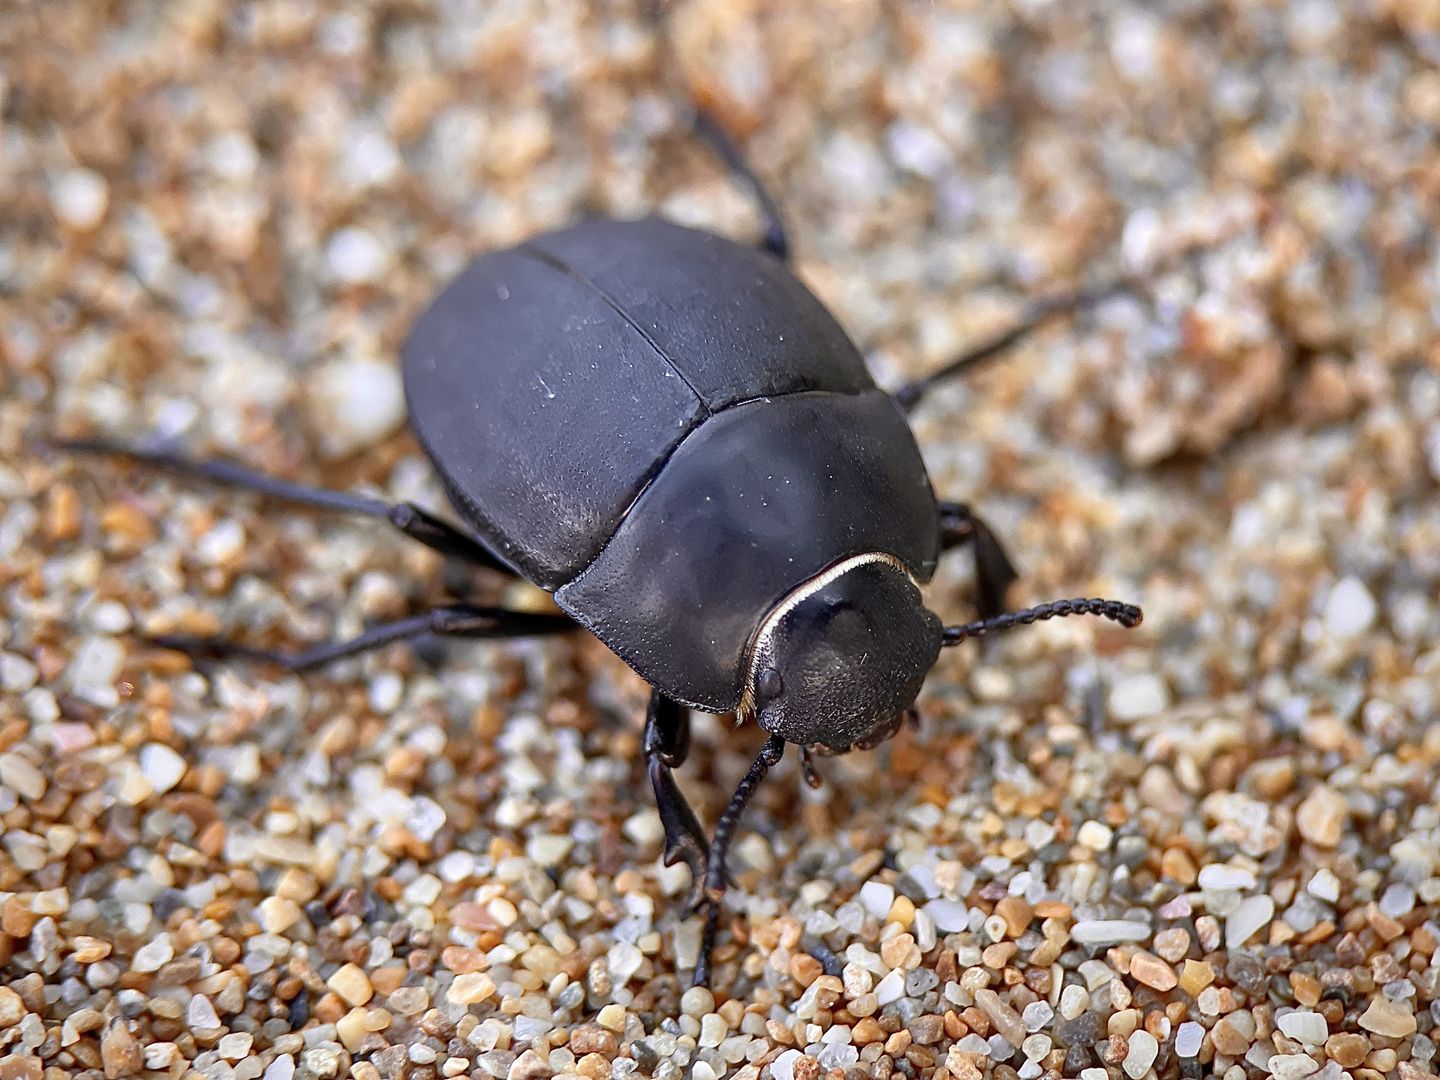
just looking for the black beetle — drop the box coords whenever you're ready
[65,112,1140,985]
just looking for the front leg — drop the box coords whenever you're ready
[644,690,710,903]
[938,501,1019,620]
[694,734,786,987]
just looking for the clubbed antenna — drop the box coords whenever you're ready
[942,597,1143,647]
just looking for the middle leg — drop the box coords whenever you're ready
[891,282,1124,411]
[938,501,1019,620]
[153,604,574,671]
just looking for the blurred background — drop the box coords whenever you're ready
[2,0,1440,1078]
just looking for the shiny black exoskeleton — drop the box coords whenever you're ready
[64,111,1141,986]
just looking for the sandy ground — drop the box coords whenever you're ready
[2,3,1440,1080]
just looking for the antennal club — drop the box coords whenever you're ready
[942,597,1142,647]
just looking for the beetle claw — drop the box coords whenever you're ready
[685,881,708,913]
[649,756,712,903]
[667,836,711,911]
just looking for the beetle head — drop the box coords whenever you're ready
[744,554,943,753]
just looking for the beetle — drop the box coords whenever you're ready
[64,111,1141,986]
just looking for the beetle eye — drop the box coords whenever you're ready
[757,667,784,702]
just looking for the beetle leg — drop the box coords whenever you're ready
[703,735,786,902]
[937,501,1019,620]
[691,109,790,262]
[644,690,710,902]
[692,734,785,986]
[694,902,722,990]
[891,281,1126,412]
[150,604,574,671]
[55,438,515,574]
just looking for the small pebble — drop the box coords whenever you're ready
[1069,920,1151,946]
[1021,1034,1051,1061]
[1296,786,1348,847]
[1325,1034,1370,1068]
[1226,895,1274,947]
[308,356,407,457]
[448,973,496,1005]
[0,754,45,801]
[1175,1022,1204,1058]
[1152,927,1190,962]
[1108,673,1170,720]
[138,743,188,795]
[188,995,221,1031]
[860,881,894,921]
[1128,951,1176,991]
[1211,1013,1255,1055]
[924,899,969,932]
[0,989,24,1027]
[130,935,173,972]
[218,1033,254,1060]
[607,942,643,985]
[1268,1054,1320,1080]
[1358,997,1416,1037]
[1059,985,1089,1020]
[1307,869,1341,901]
[874,969,905,1005]
[89,600,132,633]
[681,987,714,1018]
[146,1044,181,1070]
[0,654,37,693]
[259,896,303,935]
[1076,821,1114,851]
[1277,1011,1328,1045]
[1022,1001,1053,1032]
[1379,883,1415,918]
[1198,864,1256,890]
[50,169,109,229]
[1179,960,1215,996]
[1322,577,1377,638]
[1123,1030,1158,1079]
[327,964,372,1007]
[325,227,390,283]
[975,989,1026,1049]
[596,1004,626,1032]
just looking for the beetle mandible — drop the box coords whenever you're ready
[66,110,1141,986]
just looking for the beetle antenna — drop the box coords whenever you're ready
[942,597,1142,646]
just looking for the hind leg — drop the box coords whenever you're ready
[58,438,513,573]
[690,110,789,262]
